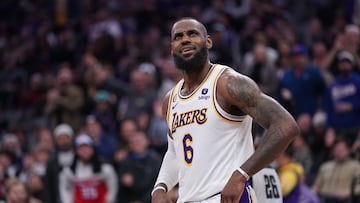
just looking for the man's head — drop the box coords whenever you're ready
[75,134,94,163]
[337,51,354,77]
[128,131,150,156]
[276,146,294,167]
[171,18,212,73]
[53,123,74,151]
[332,139,350,162]
[5,178,28,203]
[291,45,309,69]
[85,115,102,140]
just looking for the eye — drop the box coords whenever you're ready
[188,30,198,37]
[173,33,182,41]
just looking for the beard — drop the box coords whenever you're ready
[173,45,208,74]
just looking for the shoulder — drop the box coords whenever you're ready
[101,163,116,173]
[217,67,261,107]
[59,166,74,178]
[307,65,323,76]
[162,89,173,120]
[352,73,360,81]
[320,161,335,170]
[346,159,360,168]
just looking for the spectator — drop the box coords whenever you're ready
[279,44,326,117]
[91,90,117,135]
[31,144,51,177]
[147,99,168,156]
[291,133,313,184]
[59,134,118,203]
[310,39,336,85]
[323,51,360,143]
[241,42,279,97]
[44,63,84,131]
[1,177,42,203]
[117,67,157,130]
[84,115,118,162]
[1,134,23,168]
[43,123,75,203]
[0,149,21,180]
[275,147,304,203]
[116,130,162,203]
[117,117,140,146]
[312,138,360,203]
[20,73,46,124]
[343,24,360,70]
[296,113,315,147]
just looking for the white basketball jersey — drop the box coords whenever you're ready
[166,64,255,202]
[251,167,283,203]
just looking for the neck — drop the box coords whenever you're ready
[182,62,212,95]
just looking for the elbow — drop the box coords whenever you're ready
[287,120,300,141]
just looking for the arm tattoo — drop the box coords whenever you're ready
[224,72,258,108]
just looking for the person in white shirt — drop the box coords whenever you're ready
[59,134,118,203]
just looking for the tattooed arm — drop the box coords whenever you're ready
[217,68,299,202]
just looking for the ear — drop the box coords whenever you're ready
[206,35,213,49]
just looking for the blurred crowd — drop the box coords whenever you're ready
[0,0,360,203]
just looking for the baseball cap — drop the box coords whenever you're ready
[75,134,94,147]
[53,123,74,137]
[337,51,354,64]
[94,90,109,103]
[138,62,156,75]
[345,24,360,35]
[291,45,308,56]
[312,111,326,127]
[2,134,19,145]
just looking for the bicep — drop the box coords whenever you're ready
[219,69,292,129]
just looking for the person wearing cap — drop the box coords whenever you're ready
[91,90,117,136]
[43,123,75,203]
[59,134,118,203]
[279,44,326,118]
[323,50,360,143]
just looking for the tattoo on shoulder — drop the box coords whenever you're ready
[223,71,258,106]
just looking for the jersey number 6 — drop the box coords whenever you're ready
[183,134,193,166]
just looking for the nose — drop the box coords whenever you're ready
[180,34,191,44]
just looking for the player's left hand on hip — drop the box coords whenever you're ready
[221,171,246,203]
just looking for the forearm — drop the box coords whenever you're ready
[154,151,179,191]
[241,121,298,176]
[153,138,179,192]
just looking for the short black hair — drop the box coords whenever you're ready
[172,17,208,37]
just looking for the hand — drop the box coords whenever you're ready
[46,89,60,104]
[121,173,134,187]
[335,102,352,113]
[152,189,172,203]
[221,170,247,203]
[334,34,345,50]
[333,190,348,200]
[280,88,292,101]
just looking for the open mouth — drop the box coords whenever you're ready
[181,46,195,56]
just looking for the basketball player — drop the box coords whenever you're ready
[151,18,299,203]
[251,167,283,203]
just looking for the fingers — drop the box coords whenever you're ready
[221,194,239,203]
